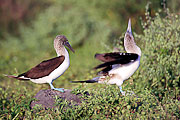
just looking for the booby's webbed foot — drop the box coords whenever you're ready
[49,83,64,92]
[121,91,126,96]
[119,86,126,96]
[52,88,64,92]
[126,90,135,96]
[119,86,135,96]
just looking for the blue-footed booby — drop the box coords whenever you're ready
[5,35,74,92]
[72,19,141,95]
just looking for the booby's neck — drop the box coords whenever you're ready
[55,45,69,58]
[124,19,141,56]
[124,32,141,56]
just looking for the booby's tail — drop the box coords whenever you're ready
[71,80,97,83]
[4,74,29,81]
[71,77,100,83]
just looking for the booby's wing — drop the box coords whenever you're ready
[95,53,138,69]
[95,52,136,62]
[18,56,65,79]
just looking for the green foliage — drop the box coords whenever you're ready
[133,10,180,99]
[0,0,180,119]
[1,0,180,39]
[1,85,179,119]
[0,86,33,119]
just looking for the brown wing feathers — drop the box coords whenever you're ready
[17,56,65,79]
[95,52,122,62]
[94,53,139,70]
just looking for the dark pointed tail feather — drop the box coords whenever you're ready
[71,80,97,83]
[94,61,114,69]
[3,74,30,80]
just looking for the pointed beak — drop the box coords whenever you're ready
[127,18,132,34]
[65,42,75,53]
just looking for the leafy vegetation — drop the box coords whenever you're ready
[0,0,180,119]
[134,10,180,98]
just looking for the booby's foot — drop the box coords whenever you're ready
[52,88,64,92]
[119,86,135,96]
[49,83,64,92]
[125,91,135,96]
[120,91,135,96]
[121,91,126,96]
[119,86,126,96]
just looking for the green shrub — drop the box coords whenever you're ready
[132,10,180,99]
[0,85,33,119]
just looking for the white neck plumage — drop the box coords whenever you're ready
[124,19,141,57]
[55,46,69,58]
[124,33,141,56]
[125,43,141,56]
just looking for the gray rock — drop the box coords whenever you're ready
[30,89,85,109]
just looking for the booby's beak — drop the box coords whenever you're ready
[127,18,132,34]
[65,42,75,53]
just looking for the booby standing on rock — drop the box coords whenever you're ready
[5,35,75,92]
[72,19,141,95]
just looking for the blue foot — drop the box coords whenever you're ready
[49,83,64,92]
[119,86,126,96]
[52,88,64,92]
[119,86,135,96]
[126,90,135,96]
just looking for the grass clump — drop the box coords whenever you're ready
[0,86,33,119]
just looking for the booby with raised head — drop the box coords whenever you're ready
[72,19,141,95]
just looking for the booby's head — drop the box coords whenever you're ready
[54,35,75,54]
[126,19,132,35]
[124,19,141,56]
